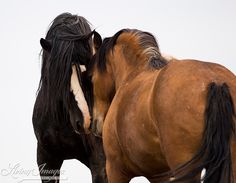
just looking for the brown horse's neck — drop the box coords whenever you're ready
[110,46,148,90]
[108,31,166,89]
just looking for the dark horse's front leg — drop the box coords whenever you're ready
[37,144,63,183]
[88,136,108,183]
[90,164,107,183]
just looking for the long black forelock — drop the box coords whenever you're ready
[38,13,93,120]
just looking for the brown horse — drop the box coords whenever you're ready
[82,29,236,183]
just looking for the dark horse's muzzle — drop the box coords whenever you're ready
[90,119,102,138]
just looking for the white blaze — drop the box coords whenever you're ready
[70,65,91,133]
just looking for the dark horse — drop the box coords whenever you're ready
[32,13,106,183]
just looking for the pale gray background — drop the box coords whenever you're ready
[0,0,235,182]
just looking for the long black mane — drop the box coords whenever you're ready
[39,13,94,120]
[93,29,168,73]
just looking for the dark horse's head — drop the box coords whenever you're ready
[38,12,102,133]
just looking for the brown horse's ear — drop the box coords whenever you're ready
[93,31,102,51]
[40,38,52,52]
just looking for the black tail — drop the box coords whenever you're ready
[172,82,235,183]
[201,82,235,182]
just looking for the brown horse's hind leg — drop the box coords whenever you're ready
[106,160,132,183]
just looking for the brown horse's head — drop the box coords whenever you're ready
[89,37,116,136]
[90,29,167,136]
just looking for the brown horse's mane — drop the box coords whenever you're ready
[94,29,168,73]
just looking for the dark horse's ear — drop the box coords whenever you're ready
[93,31,102,51]
[40,38,52,52]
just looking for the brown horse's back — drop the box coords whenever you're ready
[152,59,236,179]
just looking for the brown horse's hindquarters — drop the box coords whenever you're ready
[153,61,236,182]
[171,82,235,182]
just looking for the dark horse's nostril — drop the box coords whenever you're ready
[91,120,102,138]
[77,120,83,128]
[75,120,85,134]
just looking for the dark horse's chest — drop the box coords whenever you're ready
[32,92,89,161]
[32,91,107,183]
